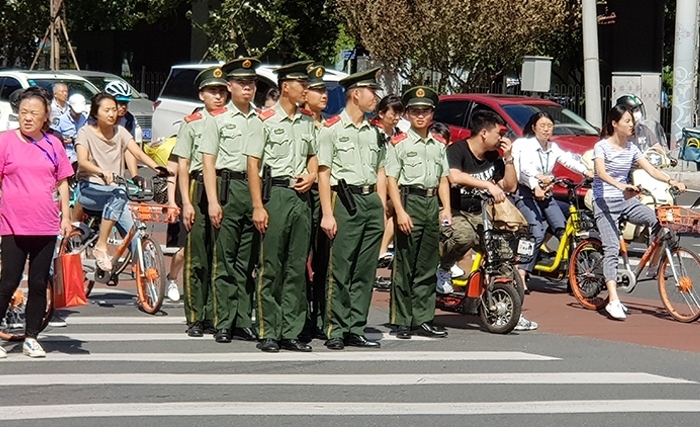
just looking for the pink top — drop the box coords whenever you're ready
[0,130,73,236]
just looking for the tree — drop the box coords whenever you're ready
[337,0,571,91]
[0,0,50,67]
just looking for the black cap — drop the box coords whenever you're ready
[402,86,439,108]
[221,57,260,79]
[339,67,381,90]
[274,61,314,81]
[307,65,326,89]
[194,66,228,90]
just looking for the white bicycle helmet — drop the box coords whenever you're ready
[105,80,132,102]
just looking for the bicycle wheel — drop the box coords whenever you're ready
[480,280,522,334]
[135,237,166,314]
[60,229,95,297]
[569,238,608,310]
[497,263,525,303]
[658,247,700,323]
[0,280,54,342]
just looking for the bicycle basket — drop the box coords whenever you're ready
[484,229,536,265]
[152,177,168,205]
[657,205,700,234]
[129,203,180,224]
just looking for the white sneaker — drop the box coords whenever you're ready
[450,264,466,278]
[0,345,6,359]
[437,281,454,294]
[514,315,538,331]
[48,313,67,328]
[166,279,180,302]
[436,268,453,292]
[605,300,627,320]
[23,338,46,358]
[620,302,629,314]
[646,266,658,279]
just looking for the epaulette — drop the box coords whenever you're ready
[259,109,276,121]
[431,132,447,145]
[369,117,381,128]
[183,112,203,123]
[210,107,228,117]
[299,108,313,116]
[255,107,263,115]
[390,132,407,146]
[324,115,341,127]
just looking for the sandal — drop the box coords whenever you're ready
[93,247,113,271]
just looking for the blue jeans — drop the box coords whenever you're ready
[77,181,136,252]
[515,185,568,272]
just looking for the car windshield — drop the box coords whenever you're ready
[502,104,599,136]
[84,76,142,99]
[28,79,100,102]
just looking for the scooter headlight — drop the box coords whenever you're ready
[647,152,662,166]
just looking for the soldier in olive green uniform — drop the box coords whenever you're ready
[302,65,329,341]
[317,68,386,350]
[386,86,452,339]
[172,66,228,337]
[199,58,263,343]
[245,61,318,353]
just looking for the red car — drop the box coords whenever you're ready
[434,94,600,198]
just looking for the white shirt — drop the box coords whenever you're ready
[50,99,68,122]
[516,136,588,190]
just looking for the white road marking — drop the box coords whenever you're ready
[0,372,690,386]
[2,351,559,363]
[5,400,700,420]
[59,316,187,325]
[39,332,434,342]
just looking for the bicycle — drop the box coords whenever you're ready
[569,186,700,322]
[436,189,532,334]
[58,175,179,314]
[0,277,54,342]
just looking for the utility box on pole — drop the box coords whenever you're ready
[611,72,662,122]
[521,56,552,92]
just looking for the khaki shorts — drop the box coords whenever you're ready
[439,210,483,269]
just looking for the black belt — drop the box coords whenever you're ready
[189,170,202,180]
[405,186,438,197]
[311,183,319,191]
[271,177,297,188]
[216,169,247,180]
[332,184,375,195]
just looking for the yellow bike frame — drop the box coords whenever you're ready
[531,204,582,274]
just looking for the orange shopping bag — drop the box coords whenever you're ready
[53,253,87,309]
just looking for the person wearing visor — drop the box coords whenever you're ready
[0,89,24,132]
[52,93,88,173]
[245,60,318,353]
[317,68,386,350]
[301,64,329,342]
[199,58,262,344]
[386,86,452,339]
[172,66,229,337]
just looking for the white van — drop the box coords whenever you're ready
[151,63,348,141]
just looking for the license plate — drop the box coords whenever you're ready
[517,240,535,256]
[142,129,152,140]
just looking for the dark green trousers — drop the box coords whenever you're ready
[256,186,311,340]
[325,191,384,339]
[183,178,215,325]
[390,194,440,327]
[306,188,329,332]
[211,178,258,330]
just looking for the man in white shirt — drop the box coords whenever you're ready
[51,93,88,170]
[50,83,69,121]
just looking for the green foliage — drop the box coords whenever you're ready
[0,0,50,67]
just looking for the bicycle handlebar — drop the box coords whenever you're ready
[113,175,157,202]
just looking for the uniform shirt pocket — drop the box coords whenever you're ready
[268,129,290,158]
[335,142,356,165]
[403,160,422,179]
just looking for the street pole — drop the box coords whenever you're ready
[670,0,700,149]
[49,0,56,70]
[581,0,602,128]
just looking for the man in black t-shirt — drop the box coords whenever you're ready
[437,111,517,293]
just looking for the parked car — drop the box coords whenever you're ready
[152,63,348,141]
[433,94,600,197]
[60,71,154,142]
[0,70,100,115]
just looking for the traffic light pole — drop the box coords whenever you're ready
[581,0,602,128]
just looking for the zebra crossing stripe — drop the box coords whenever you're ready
[38,332,435,342]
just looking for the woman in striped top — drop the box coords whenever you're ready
[592,105,686,320]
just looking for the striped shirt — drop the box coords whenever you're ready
[592,139,642,199]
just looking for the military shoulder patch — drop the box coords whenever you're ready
[255,107,263,116]
[183,112,203,123]
[210,107,228,117]
[390,132,408,146]
[324,115,341,127]
[259,109,276,121]
[299,108,313,116]
[431,132,447,145]
[369,117,381,128]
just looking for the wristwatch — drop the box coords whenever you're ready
[504,157,514,165]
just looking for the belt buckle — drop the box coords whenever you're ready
[288,178,297,188]
[426,188,435,197]
[361,185,371,195]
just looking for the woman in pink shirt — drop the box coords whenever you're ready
[0,88,73,359]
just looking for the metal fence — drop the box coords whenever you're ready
[127,68,169,101]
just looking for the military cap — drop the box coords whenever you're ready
[339,67,381,90]
[307,65,326,89]
[274,60,314,81]
[221,57,260,79]
[402,86,439,108]
[194,66,228,90]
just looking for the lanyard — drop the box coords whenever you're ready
[23,132,58,169]
[537,149,550,175]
